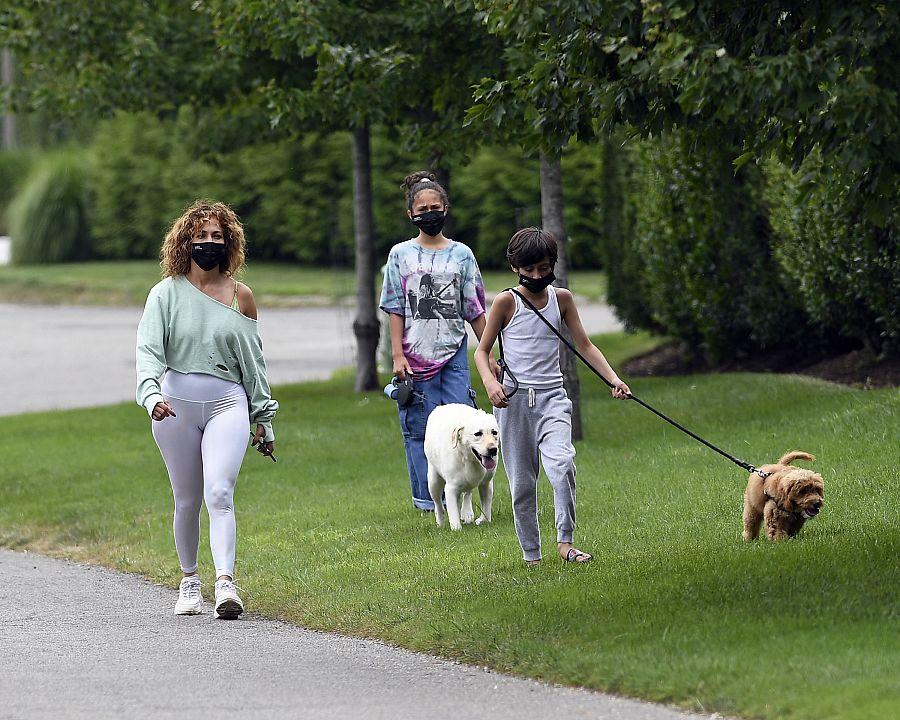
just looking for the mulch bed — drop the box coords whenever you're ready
[622,341,900,390]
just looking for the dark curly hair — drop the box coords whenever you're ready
[401,170,450,211]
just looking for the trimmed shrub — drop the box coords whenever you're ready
[451,142,607,270]
[596,134,658,331]
[89,110,219,260]
[221,131,353,264]
[765,154,899,356]
[614,131,809,363]
[84,111,617,270]
[88,110,353,265]
[451,147,541,269]
[561,141,606,269]
[9,149,91,264]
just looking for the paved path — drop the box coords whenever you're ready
[0,548,712,720]
[0,301,720,720]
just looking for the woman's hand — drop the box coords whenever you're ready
[151,401,176,421]
[251,424,275,458]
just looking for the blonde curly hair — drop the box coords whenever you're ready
[160,200,246,277]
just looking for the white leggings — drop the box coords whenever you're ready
[152,371,249,578]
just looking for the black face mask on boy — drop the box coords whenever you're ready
[518,271,556,293]
[410,210,446,237]
[191,242,226,271]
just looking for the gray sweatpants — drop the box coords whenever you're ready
[495,386,577,562]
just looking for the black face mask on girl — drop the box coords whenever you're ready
[410,210,446,237]
[191,242,226,271]
[518,271,556,293]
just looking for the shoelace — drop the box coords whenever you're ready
[180,578,202,600]
[216,580,244,597]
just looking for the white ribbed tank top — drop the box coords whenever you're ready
[500,286,563,389]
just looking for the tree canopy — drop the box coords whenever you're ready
[462,1,898,223]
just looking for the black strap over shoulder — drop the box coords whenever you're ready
[494,289,518,397]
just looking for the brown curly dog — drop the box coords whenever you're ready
[742,451,825,541]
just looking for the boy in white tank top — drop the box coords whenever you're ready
[474,228,631,565]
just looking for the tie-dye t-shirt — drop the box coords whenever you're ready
[379,239,486,380]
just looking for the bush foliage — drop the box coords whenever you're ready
[605,132,810,363]
[765,155,899,357]
[81,112,609,270]
[602,133,898,360]
[0,149,34,236]
[9,149,91,264]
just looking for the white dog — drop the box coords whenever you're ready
[424,403,499,530]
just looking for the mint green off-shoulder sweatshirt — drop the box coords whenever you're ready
[136,275,278,441]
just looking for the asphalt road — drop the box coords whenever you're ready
[0,301,723,720]
[0,303,358,416]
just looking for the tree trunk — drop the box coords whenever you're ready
[1,50,15,150]
[351,122,380,392]
[540,152,583,441]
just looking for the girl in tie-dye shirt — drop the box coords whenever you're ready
[379,170,493,511]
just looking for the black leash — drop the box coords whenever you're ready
[504,287,771,479]
[496,333,520,398]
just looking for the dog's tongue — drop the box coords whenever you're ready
[480,456,497,471]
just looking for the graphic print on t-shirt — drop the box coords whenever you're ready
[409,272,461,320]
[379,239,487,379]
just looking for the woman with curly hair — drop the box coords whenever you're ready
[136,199,278,619]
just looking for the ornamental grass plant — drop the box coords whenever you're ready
[8,150,91,265]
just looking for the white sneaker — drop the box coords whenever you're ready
[173,576,203,615]
[214,579,244,620]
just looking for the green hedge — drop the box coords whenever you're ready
[11,110,614,271]
[88,110,207,260]
[81,111,611,270]
[765,154,899,356]
[597,134,658,333]
[605,132,810,363]
[598,133,899,360]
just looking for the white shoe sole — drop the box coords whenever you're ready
[214,598,243,620]
[173,601,203,616]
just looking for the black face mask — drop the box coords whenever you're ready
[191,242,226,271]
[519,271,556,293]
[411,210,446,237]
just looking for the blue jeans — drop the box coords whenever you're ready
[398,339,475,510]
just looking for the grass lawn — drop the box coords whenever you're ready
[0,259,607,306]
[0,331,897,719]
